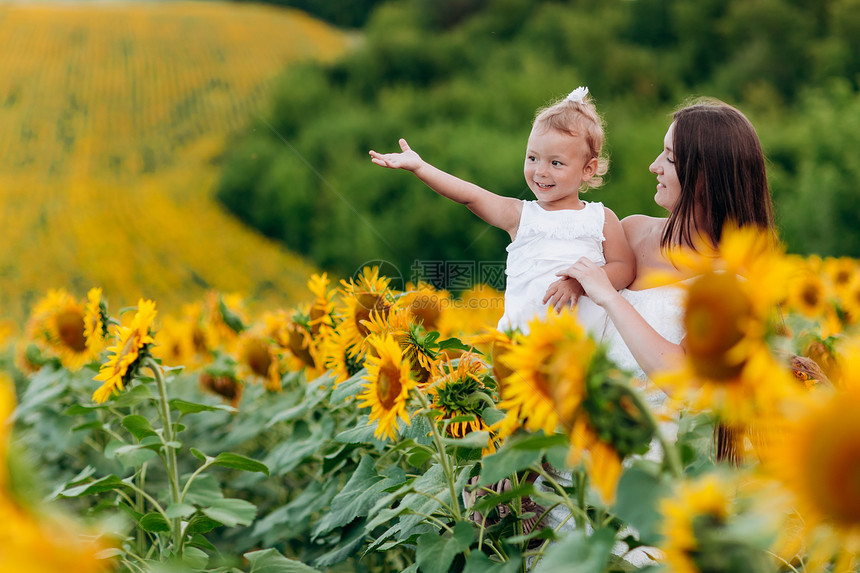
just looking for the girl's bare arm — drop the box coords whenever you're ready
[370,138,522,237]
[600,207,636,291]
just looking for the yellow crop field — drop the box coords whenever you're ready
[0,1,348,323]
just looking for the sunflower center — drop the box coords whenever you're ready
[376,363,402,409]
[801,282,821,308]
[309,305,326,336]
[410,293,442,330]
[835,269,852,286]
[354,292,390,337]
[56,309,87,352]
[288,326,316,368]
[684,273,750,380]
[191,327,208,353]
[245,339,272,377]
[806,414,860,525]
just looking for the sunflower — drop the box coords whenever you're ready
[400,282,449,332]
[319,323,365,385]
[823,256,857,293]
[336,267,396,359]
[307,272,337,336]
[83,287,108,357]
[838,274,860,327]
[199,371,243,410]
[436,284,505,342]
[26,289,100,372]
[0,319,14,350]
[659,474,749,573]
[760,340,860,571]
[92,299,157,404]
[0,379,110,573]
[497,308,596,437]
[264,307,319,373]
[237,330,282,392]
[47,293,93,371]
[153,314,195,368]
[184,301,216,360]
[568,419,624,505]
[655,223,794,315]
[787,257,830,320]
[356,334,417,441]
[428,352,493,442]
[651,226,799,427]
[364,305,438,384]
[205,291,247,351]
[654,324,795,427]
[152,303,215,371]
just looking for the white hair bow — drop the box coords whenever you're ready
[566,86,589,103]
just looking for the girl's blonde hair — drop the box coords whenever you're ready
[533,92,609,189]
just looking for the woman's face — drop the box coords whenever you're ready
[649,121,682,212]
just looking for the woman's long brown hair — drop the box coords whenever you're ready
[661,99,774,251]
[660,100,776,465]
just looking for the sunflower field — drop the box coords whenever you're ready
[4,223,860,572]
[0,1,347,324]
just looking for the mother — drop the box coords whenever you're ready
[536,98,777,564]
[553,97,775,385]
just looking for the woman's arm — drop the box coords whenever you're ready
[369,138,522,237]
[563,257,685,378]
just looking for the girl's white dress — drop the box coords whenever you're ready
[497,200,607,336]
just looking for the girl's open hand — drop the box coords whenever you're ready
[369,138,423,171]
[543,276,583,311]
[559,257,616,307]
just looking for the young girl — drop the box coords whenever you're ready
[369,87,635,334]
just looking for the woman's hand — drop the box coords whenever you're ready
[559,258,619,307]
[369,138,423,172]
[543,276,584,311]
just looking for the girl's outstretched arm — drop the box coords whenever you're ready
[562,257,684,378]
[370,138,522,238]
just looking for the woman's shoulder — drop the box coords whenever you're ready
[621,214,666,239]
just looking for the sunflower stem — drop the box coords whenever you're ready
[530,464,590,525]
[415,390,464,522]
[626,384,683,478]
[145,357,184,556]
[135,463,148,558]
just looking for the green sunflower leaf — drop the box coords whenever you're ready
[531,526,615,573]
[416,521,475,573]
[462,550,522,573]
[313,455,406,538]
[121,414,157,440]
[245,548,321,573]
[56,474,131,498]
[211,452,270,475]
[201,497,257,527]
[138,512,170,532]
[169,398,236,415]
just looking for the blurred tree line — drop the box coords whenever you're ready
[217,0,860,286]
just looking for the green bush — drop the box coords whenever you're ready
[217,0,860,282]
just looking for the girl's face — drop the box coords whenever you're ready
[524,126,597,210]
[650,121,682,212]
